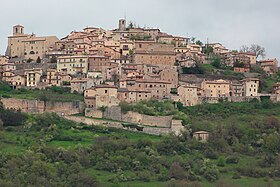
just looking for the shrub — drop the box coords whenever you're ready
[204,168,219,182]
[226,156,239,164]
[217,157,226,167]
[137,170,151,182]
[232,172,241,179]
[204,148,218,160]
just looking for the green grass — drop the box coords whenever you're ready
[0,89,83,102]
[0,123,161,154]
[86,167,280,187]
[0,81,83,102]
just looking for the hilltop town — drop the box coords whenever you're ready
[0,19,279,124]
[2,18,280,186]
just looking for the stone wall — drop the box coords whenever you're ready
[199,96,260,104]
[85,108,103,118]
[64,115,182,136]
[16,63,56,71]
[86,107,173,128]
[270,94,280,102]
[103,106,122,121]
[142,114,172,128]
[1,98,84,115]
[179,74,240,86]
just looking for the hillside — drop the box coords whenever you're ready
[0,81,83,102]
[1,100,280,186]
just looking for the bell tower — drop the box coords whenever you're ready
[118,19,126,31]
[13,25,24,36]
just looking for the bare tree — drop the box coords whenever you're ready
[240,45,250,53]
[240,44,266,59]
[250,44,266,59]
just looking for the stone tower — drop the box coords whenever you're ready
[13,25,24,36]
[118,19,126,31]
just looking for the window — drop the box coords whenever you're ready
[105,90,108,94]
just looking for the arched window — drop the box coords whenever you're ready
[29,51,35,55]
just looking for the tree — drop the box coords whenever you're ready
[264,133,280,153]
[250,44,266,59]
[195,40,203,46]
[68,172,98,187]
[128,21,134,29]
[211,56,222,68]
[240,44,266,59]
[169,162,186,180]
[240,45,250,53]
[191,37,196,43]
[36,57,41,63]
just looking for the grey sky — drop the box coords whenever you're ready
[1,0,279,60]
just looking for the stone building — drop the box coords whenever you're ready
[242,78,259,97]
[177,84,199,106]
[134,41,176,66]
[159,68,178,88]
[6,75,26,89]
[84,85,119,109]
[25,68,43,87]
[6,25,59,60]
[70,78,95,94]
[57,55,88,75]
[193,131,209,142]
[201,79,231,98]
[258,59,278,75]
[208,43,229,55]
[119,79,172,99]
[117,88,152,103]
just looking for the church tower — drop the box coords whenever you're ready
[13,25,24,36]
[118,19,126,31]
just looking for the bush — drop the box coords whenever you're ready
[204,148,218,160]
[217,157,226,167]
[226,156,239,164]
[0,109,27,127]
[137,171,151,182]
[204,168,219,182]
[232,172,241,179]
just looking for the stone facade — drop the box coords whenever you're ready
[85,107,173,128]
[6,25,58,60]
[134,41,176,66]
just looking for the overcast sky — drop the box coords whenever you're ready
[1,0,279,60]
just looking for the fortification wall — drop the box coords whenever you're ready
[1,98,84,115]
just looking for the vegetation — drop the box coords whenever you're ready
[0,100,280,186]
[0,81,83,102]
[119,100,189,125]
[240,44,266,59]
[182,63,205,74]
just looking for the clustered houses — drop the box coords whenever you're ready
[1,19,279,110]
